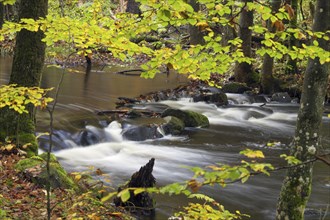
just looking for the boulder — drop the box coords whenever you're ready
[271,92,292,103]
[161,108,209,128]
[193,92,228,106]
[78,129,101,146]
[222,82,251,94]
[15,153,77,190]
[161,116,185,135]
[122,124,163,141]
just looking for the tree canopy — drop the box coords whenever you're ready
[1,0,328,81]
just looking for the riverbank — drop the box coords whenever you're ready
[0,147,132,220]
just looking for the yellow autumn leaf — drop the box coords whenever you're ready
[240,149,265,158]
[74,174,82,181]
[196,21,209,28]
[22,143,32,149]
[4,144,15,151]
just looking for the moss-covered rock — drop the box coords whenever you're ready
[17,133,38,157]
[0,108,38,157]
[222,82,251,94]
[193,92,228,106]
[161,108,209,128]
[161,116,185,135]
[15,153,77,190]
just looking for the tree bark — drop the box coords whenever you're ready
[126,0,141,15]
[212,0,236,46]
[261,0,282,94]
[10,0,48,86]
[234,0,254,85]
[285,0,299,75]
[188,0,205,45]
[0,0,48,156]
[0,3,3,29]
[276,0,330,219]
[114,158,156,216]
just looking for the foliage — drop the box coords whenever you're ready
[0,0,328,218]
[0,0,16,5]
[0,85,53,114]
[0,0,328,82]
[175,202,247,220]
[280,154,302,165]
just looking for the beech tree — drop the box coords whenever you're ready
[0,0,48,156]
[276,0,329,218]
[261,0,281,94]
[234,0,254,85]
[0,3,3,29]
[285,0,299,75]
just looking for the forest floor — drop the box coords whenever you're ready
[0,148,132,220]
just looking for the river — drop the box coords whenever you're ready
[1,56,329,220]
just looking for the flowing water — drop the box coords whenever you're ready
[1,56,329,220]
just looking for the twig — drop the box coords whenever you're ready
[315,155,330,166]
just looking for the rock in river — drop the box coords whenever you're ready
[161,108,209,128]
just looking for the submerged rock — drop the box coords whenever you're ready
[193,92,228,106]
[161,108,209,128]
[122,124,163,141]
[221,82,251,94]
[78,129,101,146]
[271,92,292,103]
[161,116,185,135]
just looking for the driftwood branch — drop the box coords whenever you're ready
[114,69,144,75]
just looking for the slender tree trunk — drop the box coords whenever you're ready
[0,0,48,156]
[126,0,141,15]
[188,0,205,45]
[261,0,281,94]
[276,0,329,219]
[212,0,236,46]
[0,3,4,29]
[285,0,299,75]
[234,0,254,85]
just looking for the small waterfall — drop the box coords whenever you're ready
[104,121,123,142]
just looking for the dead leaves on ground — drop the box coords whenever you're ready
[0,152,130,220]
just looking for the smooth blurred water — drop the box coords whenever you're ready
[1,56,329,220]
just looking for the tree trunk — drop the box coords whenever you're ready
[276,0,330,219]
[126,0,141,15]
[261,0,281,94]
[0,3,4,29]
[234,0,254,85]
[212,0,236,46]
[285,0,299,75]
[114,158,156,216]
[188,0,205,45]
[0,0,48,156]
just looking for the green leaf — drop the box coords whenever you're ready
[280,154,301,165]
[101,192,117,203]
[118,188,131,203]
[134,188,146,195]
